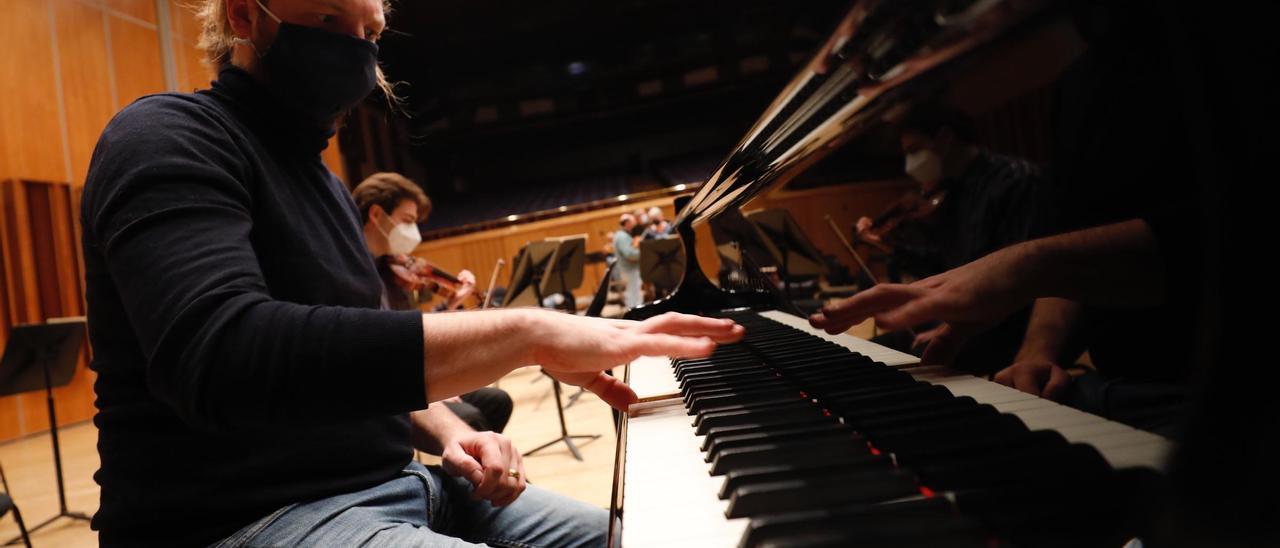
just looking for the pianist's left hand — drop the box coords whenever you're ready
[441,430,527,507]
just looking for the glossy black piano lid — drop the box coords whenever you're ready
[673,0,1057,229]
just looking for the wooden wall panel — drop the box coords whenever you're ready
[107,0,158,24]
[169,0,212,93]
[55,0,116,185]
[109,14,166,107]
[0,0,68,183]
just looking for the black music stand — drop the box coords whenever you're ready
[0,319,91,545]
[710,208,778,285]
[640,238,685,299]
[503,241,559,308]
[521,236,601,460]
[538,236,587,312]
[745,208,829,297]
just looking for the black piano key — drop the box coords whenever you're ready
[701,415,840,451]
[737,498,961,548]
[689,387,804,415]
[680,366,771,386]
[682,373,781,400]
[704,421,853,462]
[695,396,816,422]
[709,434,868,476]
[849,402,998,432]
[791,369,916,397]
[842,395,981,427]
[696,401,826,435]
[718,454,892,498]
[871,413,1028,455]
[724,468,918,518]
[685,361,888,396]
[772,357,881,376]
[918,443,1111,492]
[826,384,953,415]
[683,376,791,400]
[856,404,1000,438]
[891,427,1061,467]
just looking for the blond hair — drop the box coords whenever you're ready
[191,0,401,104]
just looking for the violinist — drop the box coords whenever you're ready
[355,172,479,311]
[354,172,513,434]
[856,105,1053,373]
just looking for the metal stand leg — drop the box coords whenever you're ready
[4,380,89,546]
[522,378,601,462]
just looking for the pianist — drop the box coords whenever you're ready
[79,0,743,545]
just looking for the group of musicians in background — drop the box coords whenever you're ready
[71,0,1264,546]
[609,207,672,309]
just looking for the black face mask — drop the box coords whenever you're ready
[260,23,379,127]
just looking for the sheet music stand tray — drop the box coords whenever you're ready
[503,241,559,308]
[0,319,91,545]
[640,238,685,297]
[744,208,828,296]
[538,236,587,312]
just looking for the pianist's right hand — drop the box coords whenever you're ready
[423,310,744,411]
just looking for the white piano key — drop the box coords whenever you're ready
[627,355,681,401]
[992,398,1062,413]
[931,377,1038,405]
[1099,440,1173,471]
[1006,404,1107,430]
[623,400,747,548]
[1056,420,1137,442]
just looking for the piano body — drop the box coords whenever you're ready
[610,1,1173,546]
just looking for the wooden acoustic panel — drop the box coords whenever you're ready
[0,0,70,183]
[55,0,116,186]
[106,0,158,25]
[0,179,94,442]
[108,14,167,108]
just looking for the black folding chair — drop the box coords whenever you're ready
[0,461,32,548]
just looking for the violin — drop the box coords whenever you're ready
[388,254,486,309]
[856,186,948,253]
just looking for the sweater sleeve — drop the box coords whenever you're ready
[82,96,427,431]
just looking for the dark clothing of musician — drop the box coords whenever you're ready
[80,66,602,546]
[888,150,1052,280]
[375,255,514,433]
[1040,5,1205,436]
[876,149,1052,374]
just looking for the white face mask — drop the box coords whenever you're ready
[904,149,943,186]
[377,214,422,255]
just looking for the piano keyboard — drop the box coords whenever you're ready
[616,310,1171,548]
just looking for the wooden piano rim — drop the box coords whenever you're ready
[606,361,633,547]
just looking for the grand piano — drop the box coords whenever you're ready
[609,1,1173,546]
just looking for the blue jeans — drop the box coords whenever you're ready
[212,461,607,547]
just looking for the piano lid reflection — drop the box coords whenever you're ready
[609,1,1172,546]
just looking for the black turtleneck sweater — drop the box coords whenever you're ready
[80,67,427,546]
